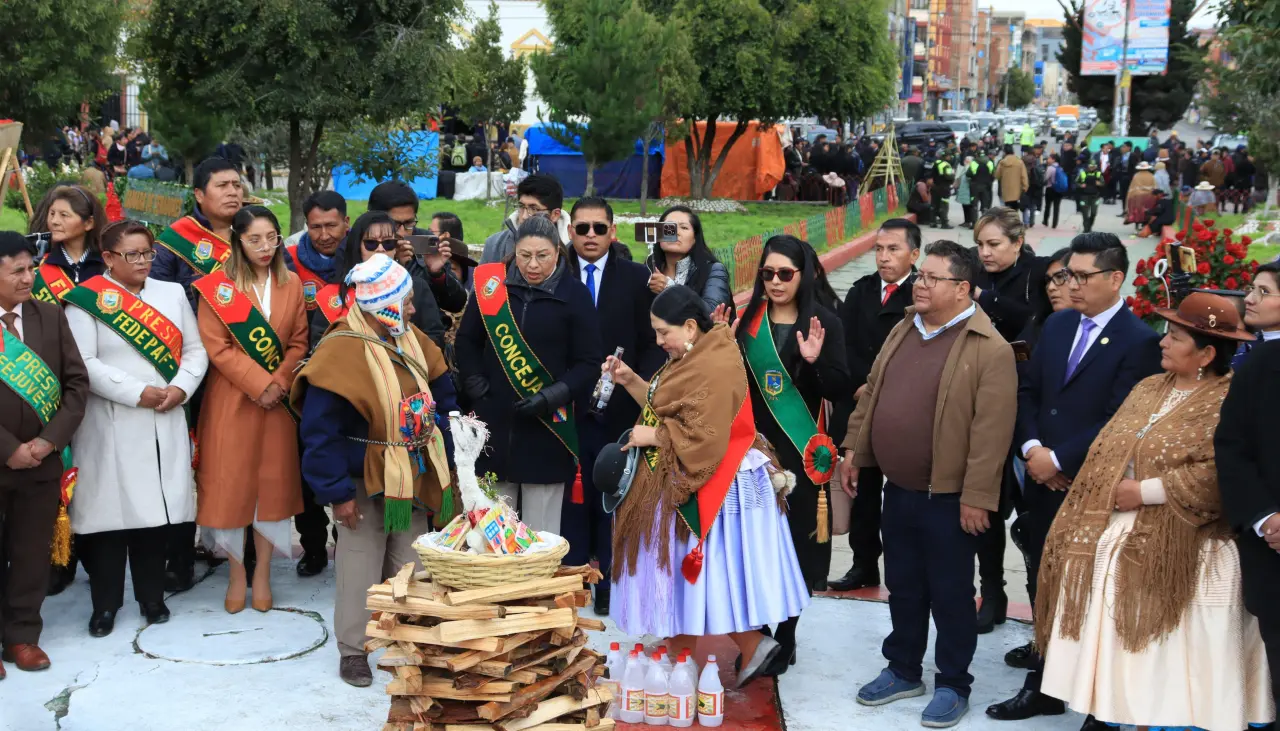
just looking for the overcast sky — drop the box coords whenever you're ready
[987,0,1221,28]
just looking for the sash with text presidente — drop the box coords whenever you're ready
[192,270,299,421]
[472,262,579,461]
[0,328,76,489]
[62,276,183,382]
[157,216,231,276]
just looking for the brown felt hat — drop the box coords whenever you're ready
[1156,292,1255,342]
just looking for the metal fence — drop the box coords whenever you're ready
[714,182,907,294]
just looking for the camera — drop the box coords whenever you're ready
[25,232,51,259]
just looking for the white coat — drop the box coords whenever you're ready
[67,275,208,534]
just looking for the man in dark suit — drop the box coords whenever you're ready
[1216,338,1280,714]
[561,197,663,616]
[986,232,1162,727]
[828,218,919,592]
[0,231,89,677]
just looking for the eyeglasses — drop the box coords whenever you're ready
[759,267,798,283]
[1046,270,1071,287]
[392,218,417,232]
[244,232,280,252]
[915,271,966,288]
[518,204,550,218]
[1244,285,1280,298]
[111,249,157,264]
[573,222,609,236]
[516,251,557,264]
[363,238,398,253]
[1064,268,1118,285]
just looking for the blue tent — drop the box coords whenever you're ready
[331,131,439,200]
[521,123,663,199]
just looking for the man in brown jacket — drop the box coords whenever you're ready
[841,240,1016,727]
[996,144,1029,209]
[0,231,89,677]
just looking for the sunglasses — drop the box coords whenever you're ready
[363,238,398,253]
[759,267,799,283]
[574,222,609,236]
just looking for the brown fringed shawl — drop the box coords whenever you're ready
[1034,372,1232,653]
[613,324,768,578]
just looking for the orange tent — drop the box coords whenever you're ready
[662,121,786,200]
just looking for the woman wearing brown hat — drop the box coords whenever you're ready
[1035,292,1273,731]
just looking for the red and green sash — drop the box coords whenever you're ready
[157,216,231,275]
[32,263,75,304]
[675,390,756,584]
[284,245,326,311]
[192,270,299,421]
[473,263,579,460]
[316,284,353,326]
[62,276,184,382]
[741,308,838,484]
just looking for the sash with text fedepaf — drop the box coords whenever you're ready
[62,276,183,382]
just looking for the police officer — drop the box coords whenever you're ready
[931,155,956,229]
[1076,161,1104,233]
[968,152,996,215]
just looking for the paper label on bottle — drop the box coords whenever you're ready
[697,691,721,717]
[626,688,645,712]
[669,692,694,719]
[599,679,619,701]
[645,693,669,717]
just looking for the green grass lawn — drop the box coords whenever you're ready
[5,196,834,261]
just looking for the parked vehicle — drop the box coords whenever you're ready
[1210,133,1250,151]
[896,121,959,148]
[944,119,981,143]
[1051,116,1079,140]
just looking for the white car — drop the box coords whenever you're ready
[944,119,980,143]
[1051,116,1079,140]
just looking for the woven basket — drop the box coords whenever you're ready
[413,539,569,590]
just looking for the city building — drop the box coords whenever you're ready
[1025,18,1067,106]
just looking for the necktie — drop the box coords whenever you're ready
[584,263,598,306]
[1064,319,1096,383]
[881,282,898,306]
[1,312,18,342]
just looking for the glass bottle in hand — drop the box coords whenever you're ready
[589,347,626,417]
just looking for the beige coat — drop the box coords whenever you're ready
[997,154,1029,203]
[842,305,1017,512]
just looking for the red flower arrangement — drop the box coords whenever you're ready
[1128,218,1258,325]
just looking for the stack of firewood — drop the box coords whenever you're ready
[367,564,614,731]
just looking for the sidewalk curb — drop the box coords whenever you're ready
[734,213,917,306]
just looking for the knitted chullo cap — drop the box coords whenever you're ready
[346,253,412,335]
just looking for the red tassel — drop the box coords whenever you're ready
[571,465,584,504]
[681,542,704,584]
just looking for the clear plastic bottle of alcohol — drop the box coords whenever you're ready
[589,347,625,417]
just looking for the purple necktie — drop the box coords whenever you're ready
[1064,319,1096,383]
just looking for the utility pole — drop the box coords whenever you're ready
[1113,0,1132,135]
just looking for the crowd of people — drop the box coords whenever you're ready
[2,153,1279,731]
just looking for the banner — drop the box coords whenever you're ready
[1081,0,1170,76]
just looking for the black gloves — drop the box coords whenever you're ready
[462,375,490,402]
[513,381,571,418]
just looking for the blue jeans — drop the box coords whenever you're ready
[880,483,979,697]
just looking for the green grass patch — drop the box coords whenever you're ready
[1249,244,1279,264]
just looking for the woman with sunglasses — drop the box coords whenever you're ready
[193,206,308,614]
[323,211,449,349]
[63,221,209,637]
[717,234,851,676]
[647,206,733,316]
[455,216,603,533]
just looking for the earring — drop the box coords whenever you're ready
[1197,366,1204,381]
[684,341,694,353]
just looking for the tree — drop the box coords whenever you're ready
[132,0,463,232]
[1056,0,1202,133]
[999,67,1037,109]
[323,121,438,185]
[533,0,694,197]
[452,0,527,186]
[649,0,896,199]
[143,84,231,184]
[0,0,124,137]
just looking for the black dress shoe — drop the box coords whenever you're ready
[762,645,797,677]
[88,610,116,638]
[163,569,195,594]
[977,593,1008,634]
[593,582,610,617]
[1004,641,1035,669]
[985,689,1066,720]
[48,563,76,596]
[140,601,170,625]
[1079,715,1110,731]
[296,552,328,578]
[827,565,880,592]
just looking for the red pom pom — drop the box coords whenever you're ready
[571,465,584,505]
[1197,261,1211,275]
[681,544,704,584]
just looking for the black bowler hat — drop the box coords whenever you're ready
[595,429,640,514]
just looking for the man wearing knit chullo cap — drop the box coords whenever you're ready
[290,253,459,688]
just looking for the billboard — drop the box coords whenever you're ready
[1081,0,1170,76]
